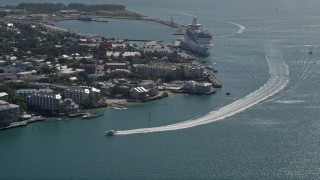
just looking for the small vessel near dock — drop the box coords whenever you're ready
[82,112,103,119]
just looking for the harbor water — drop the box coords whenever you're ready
[1,0,320,179]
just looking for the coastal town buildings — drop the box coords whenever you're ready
[26,93,62,111]
[65,86,101,104]
[0,10,221,123]
[0,100,20,127]
[143,41,172,55]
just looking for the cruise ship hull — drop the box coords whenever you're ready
[184,35,213,56]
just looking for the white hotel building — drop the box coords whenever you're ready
[133,63,204,79]
[26,93,62,111]
[65,86,101,104]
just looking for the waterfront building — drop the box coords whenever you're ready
[133,64,178,78]
[138,80,158,97]
[65,86,101,104]
[0,92,8,101]
[16,88,53,98]
[26,93,62,111]
[183,81,215,94]
[130,87,149,100]
[181,64,204,79]
[134,63,204,80]
[0,100,20,127]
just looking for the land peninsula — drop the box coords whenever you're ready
[0,3,221,129]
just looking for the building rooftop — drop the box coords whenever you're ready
[134,87,148,93]
[16,88,53,94]
[0,92,8,97]
[0,100,19,110]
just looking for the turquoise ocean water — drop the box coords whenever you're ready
[1,0,320,179]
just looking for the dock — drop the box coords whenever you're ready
[91,19,108,23]
[0,116,45,131]
[173,26,186,35]
[208,75,222,88]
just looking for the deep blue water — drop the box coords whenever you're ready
[1,0,320,179]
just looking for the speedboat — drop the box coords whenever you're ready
[106,130,116,136]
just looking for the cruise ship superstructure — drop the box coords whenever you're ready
[184,18,213,56]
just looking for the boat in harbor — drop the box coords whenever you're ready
[82,112,103,119]
[183,18,213,56]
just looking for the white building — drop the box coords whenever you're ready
[133,64,178,78]
[0,100,20,127]
[183,81,215,94]
[16,88,53,98]
[181,65,204,79]
[65,86,101,104]
[134,63,204,79]
[130,87,149,100]
[26,93,62,111]
[0,92,8,101]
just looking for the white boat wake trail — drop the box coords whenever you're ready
[218,22,246,37]
[228,22,246,34]
[114,43,289,136]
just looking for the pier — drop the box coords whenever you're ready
[91,19,108,23]
[208,75,222,88]
[0,116,45,131]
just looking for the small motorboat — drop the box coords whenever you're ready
[106,130,116,136]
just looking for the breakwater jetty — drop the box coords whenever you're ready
[208,75,222,88]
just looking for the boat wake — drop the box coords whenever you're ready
[111,42,289,136]
[176,12,195,17]
[228,22,246,34]
[219,22,246,37]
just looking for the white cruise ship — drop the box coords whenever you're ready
[183,18,213,56]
